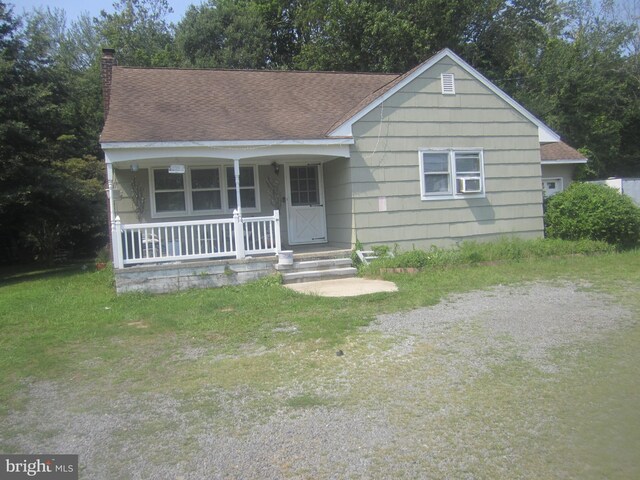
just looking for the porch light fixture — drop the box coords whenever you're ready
[130,163,139,172]
[271,162,280,175]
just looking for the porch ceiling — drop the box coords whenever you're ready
[102,140,352,165]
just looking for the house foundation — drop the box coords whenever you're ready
[114,256,278,294]
[113,247,354,294]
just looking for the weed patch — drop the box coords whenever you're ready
[362,238,614,274]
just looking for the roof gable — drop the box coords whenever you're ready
[328,49,560,143]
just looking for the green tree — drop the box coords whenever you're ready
[294,0,420,72]
[510,0,639,177]
[0,2,107,262]
[176,0,270,68]
[95,0,176,67]
[293,0,556,73]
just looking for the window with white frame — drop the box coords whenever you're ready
[150,165,260,217]
[542,177,563,197]
[419,149,484,200]
[191,168,222,211]
[153,169,186,213]
[226,166,257,210]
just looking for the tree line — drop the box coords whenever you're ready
[0,0,638,262]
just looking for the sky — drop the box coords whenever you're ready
[10,0,639,26]
[11,0,205,24]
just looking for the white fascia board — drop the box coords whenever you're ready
[101,139,352,164]
[329,48,561,143]
[538,127,560,143]
[541,159,588,165]
[101,138,354,149]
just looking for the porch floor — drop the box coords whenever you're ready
[117,243,352,271]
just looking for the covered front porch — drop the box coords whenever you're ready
[103,139,354,272]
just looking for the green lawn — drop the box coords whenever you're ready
[1,251,639,477]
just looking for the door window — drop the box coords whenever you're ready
[289,166,320,206]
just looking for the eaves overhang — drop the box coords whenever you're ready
[101,138,354,164]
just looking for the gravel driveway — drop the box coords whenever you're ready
[1,281,635,479]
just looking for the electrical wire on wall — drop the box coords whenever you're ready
[363,100,390,168]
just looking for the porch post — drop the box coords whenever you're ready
[233,158,242,216]
[106,162,116,225]
[233,209,245,259]
[232,158,246,259]
[273,210,282,253]
[112,216,124,269]
[106,161,124,269]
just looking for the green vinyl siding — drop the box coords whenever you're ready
[323,157,353,247]
[348,57,544,250]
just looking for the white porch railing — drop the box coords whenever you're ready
[111,210,281,268]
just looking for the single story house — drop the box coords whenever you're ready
[100,48,586,291]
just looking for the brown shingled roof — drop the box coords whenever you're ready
[540,141,587,162]
[100,67,398,143]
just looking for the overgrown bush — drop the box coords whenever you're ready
[544,183,640,247]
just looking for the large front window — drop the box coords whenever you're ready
[154,170,186,213]
[150,165,260,217]
[419,149,484,200]
[191,168,222,211]
[226,166,256,210]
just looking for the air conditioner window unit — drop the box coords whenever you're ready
[457,176,481,193]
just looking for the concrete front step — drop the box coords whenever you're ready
[277,252,357,284]
[281,267,358,284]
[292,249,352,262]
[275,257,353,272]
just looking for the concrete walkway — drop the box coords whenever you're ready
[284,277,398,297]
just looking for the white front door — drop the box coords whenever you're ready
[285,164,327,245]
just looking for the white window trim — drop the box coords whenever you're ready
[149,164,261,218]
[419,148,486,201]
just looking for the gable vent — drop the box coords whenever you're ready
[441,73,455,95]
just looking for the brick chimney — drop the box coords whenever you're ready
[101,48,116,120]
